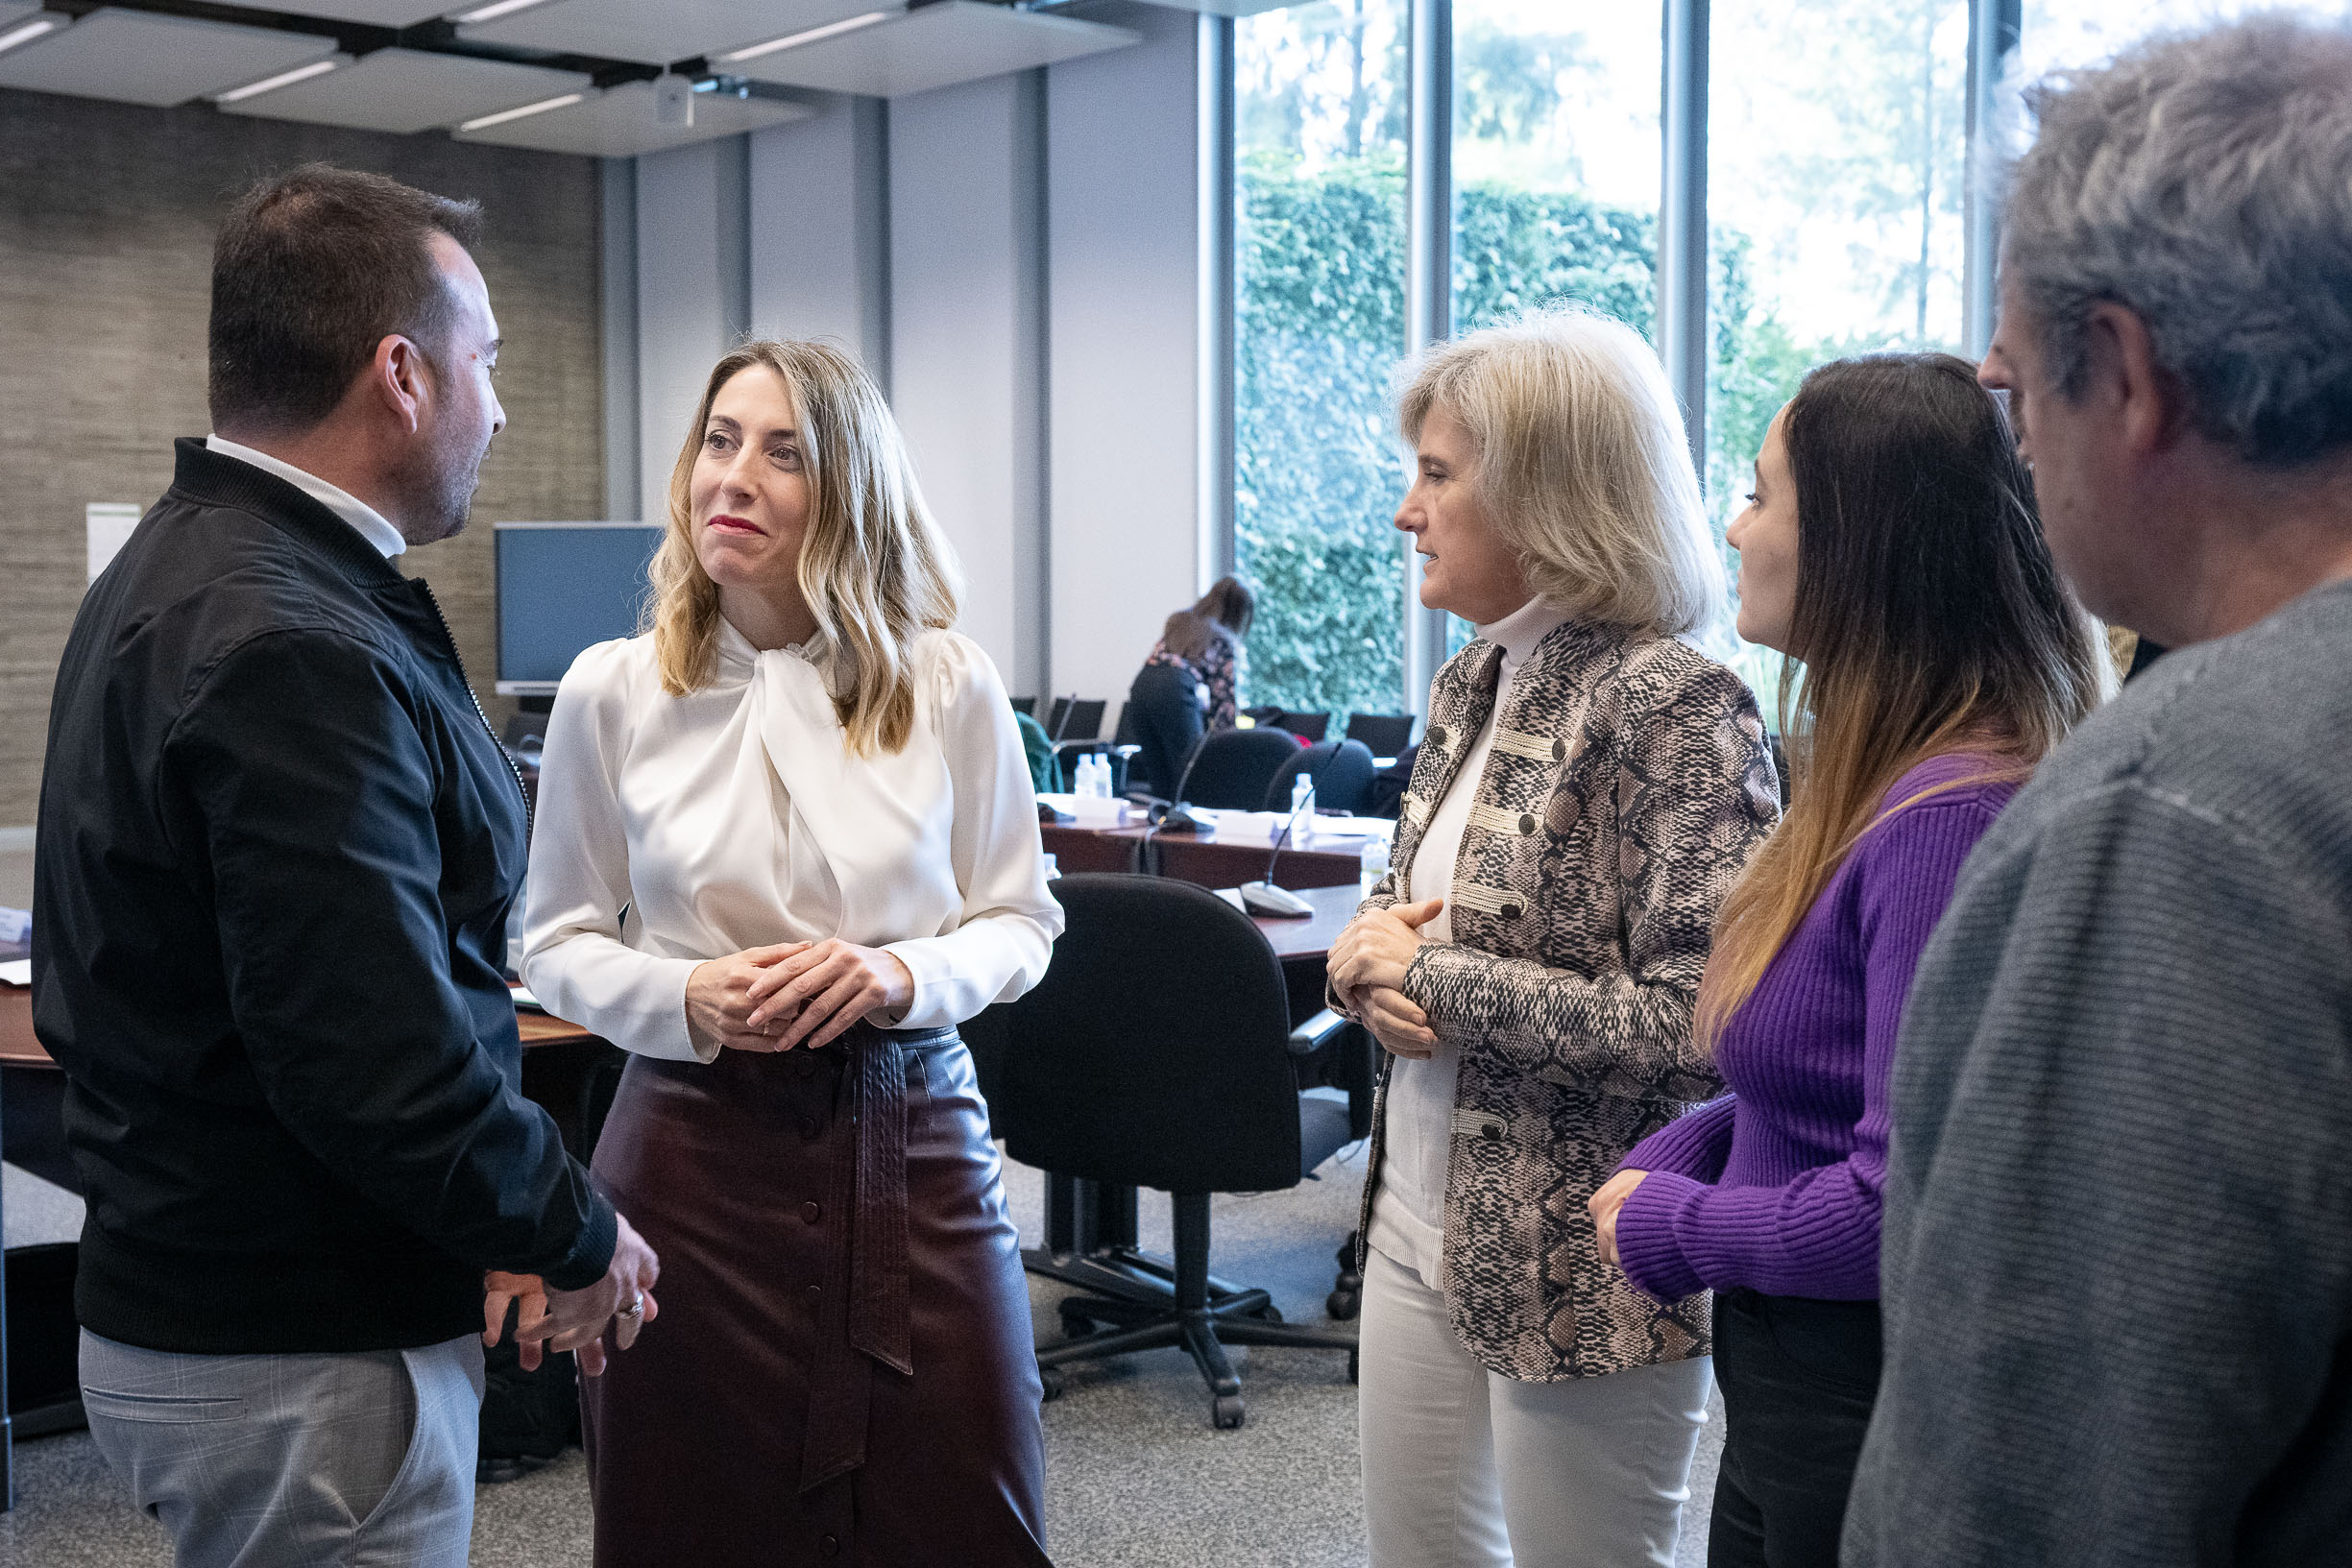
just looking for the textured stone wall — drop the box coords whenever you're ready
[0,87,604,823]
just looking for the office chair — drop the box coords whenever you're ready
[1344,712,1416,757]
[1055,698,1106,742]
[1265,738,1378,815]
[1010,695,1037,717]
[1180,727,1302,809]
[1273,710,1329,742]
[984,874,1360,1428]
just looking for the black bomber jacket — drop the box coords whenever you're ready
[34,438,615,1355]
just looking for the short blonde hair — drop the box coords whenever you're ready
[1397,308,1725,637]
[647,339,961,756]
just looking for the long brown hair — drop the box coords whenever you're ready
[646,340,960,756]
[1696,354,2102,1043]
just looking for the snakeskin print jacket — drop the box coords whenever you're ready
[1343,618,1779,1382]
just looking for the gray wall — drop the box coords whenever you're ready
[0,87,606,827]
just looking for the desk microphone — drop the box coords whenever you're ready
[1238,782,1316,918]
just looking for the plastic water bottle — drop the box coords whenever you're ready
[1290,773,1314,816]
[1082,754,1107,799]
[1360,832,1391,899]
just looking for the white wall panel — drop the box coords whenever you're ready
[1046,5,1206,703]
[749,93,890,384]
[888,73,1046,697]
[635,137,750,526]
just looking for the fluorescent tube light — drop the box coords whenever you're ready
[454,0,557,23]
[720,10,893,63]
[458,91,585,132]
[0,14,61,58]
[215,57,340,104]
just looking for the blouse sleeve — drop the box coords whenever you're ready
[520,642,709,1063]
[881,637,1066,1029]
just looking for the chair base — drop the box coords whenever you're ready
[1030,1194,1356,1429]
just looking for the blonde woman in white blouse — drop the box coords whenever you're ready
[521,340,1062,1567]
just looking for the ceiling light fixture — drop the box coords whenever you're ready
[453,0,558,24]
[215,57,341,104]
[720,9,893,63]
[458,91,586,132]
[0,13,61,58]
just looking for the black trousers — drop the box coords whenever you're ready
[1709,1290,1883,1568]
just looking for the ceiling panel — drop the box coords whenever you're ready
[723,1,1137,98]
[457,0,880,69]
[258,1,461,24]
[454,80,812,157]
[218,46,590,133]
[0,9,334,107]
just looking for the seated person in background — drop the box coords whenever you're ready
[1149,574,1253,730]
[1014,704,1062,794]
[1128,611,1210,797]
[1590,353,2101,1568]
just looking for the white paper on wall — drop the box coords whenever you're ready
[86,502,143,583]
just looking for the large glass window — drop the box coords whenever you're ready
[1233,0,1411,725]
[1704,0,1972,701]
[1440,0,1661,654]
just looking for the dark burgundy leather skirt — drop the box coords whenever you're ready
[581,1025,1052,1567]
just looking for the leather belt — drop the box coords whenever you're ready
[798,1022,957,1494]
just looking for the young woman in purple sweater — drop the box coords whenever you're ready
[1588,353,2104,1567]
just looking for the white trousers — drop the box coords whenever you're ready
[1359,1244,1712,1568]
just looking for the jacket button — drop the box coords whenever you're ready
[819,1535,840,1558]
[799,1116,822,1141]
[1518,812,1538,835]
[1427,724,1449,747]
[801,1201,822,1225]
[1501,900,1525,919]
[805,1283,823,1306]
[1481,1122,1502,1140]
[1552,737,1567,760]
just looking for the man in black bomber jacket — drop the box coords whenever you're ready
[34,166,657,1567]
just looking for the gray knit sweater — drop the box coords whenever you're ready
[1843,579,2352,1566]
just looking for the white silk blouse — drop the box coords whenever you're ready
[521,620,1063,1062]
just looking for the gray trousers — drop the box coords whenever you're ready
[81,1329,486,1568]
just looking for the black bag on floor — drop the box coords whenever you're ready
[477,1327,579,1483]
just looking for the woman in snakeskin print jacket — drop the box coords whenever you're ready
[1329,310,1780,1568]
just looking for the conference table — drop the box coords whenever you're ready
[1040,805,1380,892]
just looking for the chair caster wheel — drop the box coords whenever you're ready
[1248,1303,1283,1324]
[1348,1347,1359,1385]
[1039,1367,1064,1403]
[1212,1393,1246,1430]
[1326,1289,1360,1321]
[1057,1302,1095,1339]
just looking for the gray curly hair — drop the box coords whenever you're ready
[2003,15,2352,468]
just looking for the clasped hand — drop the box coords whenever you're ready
[686,939,915,1055]
[482,1212,661,1377]
[1328,898,1443,1060]
[1587,1169,1646,1268]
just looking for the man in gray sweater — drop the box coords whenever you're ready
[1842,17,2352,1566]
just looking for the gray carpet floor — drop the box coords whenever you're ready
[0,1149,1722,1567]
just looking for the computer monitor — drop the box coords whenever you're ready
[493,521,664,695]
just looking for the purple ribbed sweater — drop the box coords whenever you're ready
[1613,754,2016,1302]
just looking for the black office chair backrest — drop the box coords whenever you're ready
[1010,695,1037,717]
[1345,712,1415,756]
[1058,699,1105,742]
[1181,728,1302,809]
[1274,711,1329,742]
[1111,702,1137,747]
[1265,738,1377,814]
[989,875,1303,1194]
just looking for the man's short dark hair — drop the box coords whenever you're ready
[208,164,484,433]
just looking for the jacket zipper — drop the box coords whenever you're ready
[418,581,532,834]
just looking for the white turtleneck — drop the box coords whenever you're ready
[1372,594,1570,1282]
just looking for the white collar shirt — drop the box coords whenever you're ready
[205,434,407,560]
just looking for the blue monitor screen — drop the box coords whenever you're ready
[496,523,664,686]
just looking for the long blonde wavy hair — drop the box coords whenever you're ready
[646,339,961,756]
